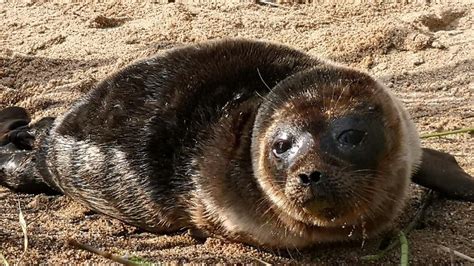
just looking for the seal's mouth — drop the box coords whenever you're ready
[299,193,361,224]
[281,164,385,226]
[302,199,338,218]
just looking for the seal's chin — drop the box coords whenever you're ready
[299,199,355,226]
[302,200,341,221]
[284,185,378,227]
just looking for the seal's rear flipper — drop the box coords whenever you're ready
[0,106,32,148]
[412,148,474,202]
[0,106,30,124]
[0,145,58,195]
[0,107,59,195]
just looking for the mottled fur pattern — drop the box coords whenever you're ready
[0,39,422,248]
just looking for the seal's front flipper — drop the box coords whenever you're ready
[412,148,474,202]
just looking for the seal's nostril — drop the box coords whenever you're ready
[299,172,324,185]
[337,129,366,146]
[298,174,310,185]
[309,171,322,183]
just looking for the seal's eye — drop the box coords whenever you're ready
[337,129,366,146]
[272,138,293,157]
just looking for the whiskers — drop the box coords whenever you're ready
[343,168,402,221]
[254,69,278,111]
[322,82,355,120]
[257,68,272,92]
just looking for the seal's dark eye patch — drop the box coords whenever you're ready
[272,138,293,157]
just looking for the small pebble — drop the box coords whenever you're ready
[413,56,425,66]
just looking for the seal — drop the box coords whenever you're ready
[1,39,473,248]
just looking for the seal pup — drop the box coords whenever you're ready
[1,39,473,248]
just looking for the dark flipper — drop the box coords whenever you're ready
[0,106,30,124]
[4,126,35,150]
[412,148,474,202]
[0,106,58,195]
[0,144,57,194]
[0,106,32,147]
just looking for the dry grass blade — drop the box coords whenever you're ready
[420,127,474,139]
[249,256,272,265]
[255,0,289,9]
[17,200,28,261]
[438,245,474,263]
[67,238,145,266]
[0,252,9,266]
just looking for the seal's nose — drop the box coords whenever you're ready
[298,170,333,200]
[320,115,386,169]
[298,171,323,186]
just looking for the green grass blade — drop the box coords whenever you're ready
[399,231,409,266]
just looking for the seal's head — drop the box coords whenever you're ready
[252,65,421,237]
